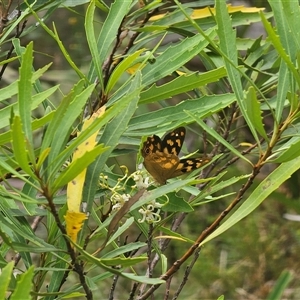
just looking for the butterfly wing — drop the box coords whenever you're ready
[172,157,211,177]
[141,133,180,184]
[141,134,162,158]
[161,127,186,156]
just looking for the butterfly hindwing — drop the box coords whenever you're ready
[174,157,211,176]
[161,127,186,156]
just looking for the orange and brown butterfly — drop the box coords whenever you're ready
[141,127,211,185]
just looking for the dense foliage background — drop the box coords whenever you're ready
[0,0,300,299]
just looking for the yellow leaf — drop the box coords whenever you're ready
[191,5,264,19]
[65,210,87,244]
[67,106,106,212]
[150,5,265,21]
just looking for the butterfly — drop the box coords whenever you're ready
[141,127,211,185]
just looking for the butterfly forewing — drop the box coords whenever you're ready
[141,134,162,157]
[161,127,186,156]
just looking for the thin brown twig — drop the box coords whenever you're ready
[0,0,13,34]
[164,277,171,300]
[128,282,139,300]
[172,247,201,300]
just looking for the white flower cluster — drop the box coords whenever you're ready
[138,200,164,224]
[111,193,130,211]
[99,168,164,224]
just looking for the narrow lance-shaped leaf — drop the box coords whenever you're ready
[53,144,109,193]
[64,107,107,244]
[271,138,300,163]
[10,266,34,300]
[87,0,132,83]
[129,93,236,131]
[105,49,145,93]
[0,262,14,299]
[40,79,85,153]
[245,86,268,141]
[200,155,300,246]
[66,106,106,212]
[266,270,293,300]
[18,41,33,145]
[142,29,216,86]
[47,84,96,176]
[70,241,165,285]
[140,67,227,104]
[215,0,261,145]
[11,115,35,177]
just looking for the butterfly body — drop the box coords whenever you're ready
[141,127,210,185]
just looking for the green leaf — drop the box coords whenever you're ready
[215,0,260,145]
[85,0,104,86]
[191,173,249,206]
[0,159,39,190]
[275,62,290,122]
[142,29,216,86]
[129,93,236,132]
[130,178,201,213]
[46,83,95,172]
[18,42,33,144]
[11,115,35,176]
[72,242,165,284]
[10,243,58,253]
[162,192,193,212]
[99,257,147,268]
[105,49,145,93]
[87,0,132,83]
[266,270,293,300]
[140,67,227,104]
[0,84,58,130]
[106,217,135,246]
[0,111,54,147]
[40,80,85,153]
[0,262,14,299]
[200,155,300,245]
[260,12,300,90]
[0,202,59,249]
[245,86,268,140]
[0,81,18,103]
[271,138,300,163]
[10,266,34,300]
[101,242,147,259]
[267,2,300,119]
[158,226,194,244]
[52,144,110,192]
